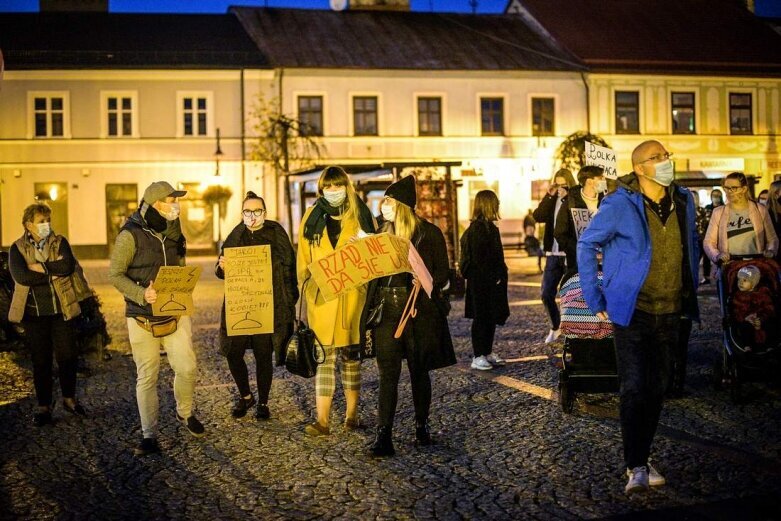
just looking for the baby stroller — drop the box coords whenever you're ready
[557,272,617,413]
[714,255,781,402]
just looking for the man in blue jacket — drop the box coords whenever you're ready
[577,140,700,494]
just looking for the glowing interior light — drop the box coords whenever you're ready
[49,186,59,201]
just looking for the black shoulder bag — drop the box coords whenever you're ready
[284,276,326,378]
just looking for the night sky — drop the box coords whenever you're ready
[0,0,511,13]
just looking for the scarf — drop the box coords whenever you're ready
[303,196,374,245]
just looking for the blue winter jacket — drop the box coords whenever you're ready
[576,173,700,327]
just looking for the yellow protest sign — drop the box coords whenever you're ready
[308,233,412,301]
[224,245,274,336]
[151,266,202,317]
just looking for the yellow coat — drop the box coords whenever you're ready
[297,207,368,347]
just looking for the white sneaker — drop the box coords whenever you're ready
[485,354,506,366]
[625,466,649,494]
[648,463,666,487]
[544,329,561,344]
[471,356,493,371]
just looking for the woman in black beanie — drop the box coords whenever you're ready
[359,175,456,457]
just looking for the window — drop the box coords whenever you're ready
[480,97,504,136]
[29,92,69,138]
[671,92,695,134]
[417,97,442,136]
[101,91,138,138]
[298,96,323,136]
[729,93,752,135]
[615,91,640,134]
[531,97,555,136]
[177,92,213,137]
[353,96,378,136]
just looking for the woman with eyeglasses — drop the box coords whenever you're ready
[703,172,778,266]
[216,191,298,420]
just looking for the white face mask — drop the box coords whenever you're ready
[381,202,396,223]
[594,178,608,194]
[158,202,180,221]
[322,188,347,207]
[35,222,51,240]
[650,159,674,187]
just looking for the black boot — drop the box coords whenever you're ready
[415,419,434,446]
[369,426,395,458]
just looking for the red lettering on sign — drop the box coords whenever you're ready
[318,257,335,278]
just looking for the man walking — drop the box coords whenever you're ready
[577,141,699,493]
[109,181,205,456]
[532,168,576,343]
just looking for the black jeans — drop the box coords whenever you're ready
[226,334,273,404]
[541,255,566,330]
[23,314,78,407]
[669,318,692,394]
[613,310,678,469]
[374,287,431,428]
[471,317,496,357]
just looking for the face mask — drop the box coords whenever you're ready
[35,222,51,240]
[650,159,674,186]
[381,203,396,223]
[158,202,180,221]
[759,198,768,206]
[143,204,168,233]
[594,179,608,194]
[322,188,347,207]
[243,214,265,229]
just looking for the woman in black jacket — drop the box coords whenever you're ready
[9,203,88,426]
[460,190,509,371]
[216,191,298,420]
[359,175,456,458]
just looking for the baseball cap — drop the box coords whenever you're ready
[143,181,187,204]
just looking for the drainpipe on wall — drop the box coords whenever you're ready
[240,68,246,198]
[580,72,591,134]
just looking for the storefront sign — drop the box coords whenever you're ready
[152,266,202,317]
[689,158,745,171]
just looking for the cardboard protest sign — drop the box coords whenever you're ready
[151,266,202,317]
[585,141,618,179]
[571,208,593,239]
[224,245,274,336]
[309,233,412,301]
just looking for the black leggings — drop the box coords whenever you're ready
[373,288,431,428]
[23,314,78,407]
[225,335,273,404]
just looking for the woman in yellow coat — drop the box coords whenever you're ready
[298,166,376,436]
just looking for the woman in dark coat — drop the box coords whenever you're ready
[460,190,510,371]
[359,175,456,458]
[216,191,298,420]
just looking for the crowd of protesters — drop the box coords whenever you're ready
[7,139,779,495]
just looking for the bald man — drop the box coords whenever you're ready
[577,140,700,494]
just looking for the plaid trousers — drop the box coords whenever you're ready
[315,344,361,397]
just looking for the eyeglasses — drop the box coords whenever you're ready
[723,185,744,193]
[639,152,673,164]
[242,209,266,217]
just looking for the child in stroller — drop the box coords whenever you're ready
[731,265,776,351]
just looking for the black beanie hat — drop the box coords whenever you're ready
[385,175,417,209]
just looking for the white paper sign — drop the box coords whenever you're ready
[571,208,593,239]
[585,141,618,179]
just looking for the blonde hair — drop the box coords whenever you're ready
[22,203,52,228]
[318,165,360,225]
[769,180,781,218]
[387,200,419,241]
[471,190,500,221]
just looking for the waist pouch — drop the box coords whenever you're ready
[134,316,179,338]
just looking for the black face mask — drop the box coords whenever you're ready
[144,205,168,233]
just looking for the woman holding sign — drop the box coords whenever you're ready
[217,191,298,420]
[298,166,376,436]
[359,175,456,458]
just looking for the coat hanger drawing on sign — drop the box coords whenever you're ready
[160,294,187,312]
[232,312,263,330]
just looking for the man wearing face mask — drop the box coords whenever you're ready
[109,181,205,456]
[554,165,606,284]
[577,140,700,494]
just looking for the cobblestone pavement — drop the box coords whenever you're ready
[1,254,780,520]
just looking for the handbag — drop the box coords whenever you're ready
[285,276,325,378]
[366,278,392,329]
